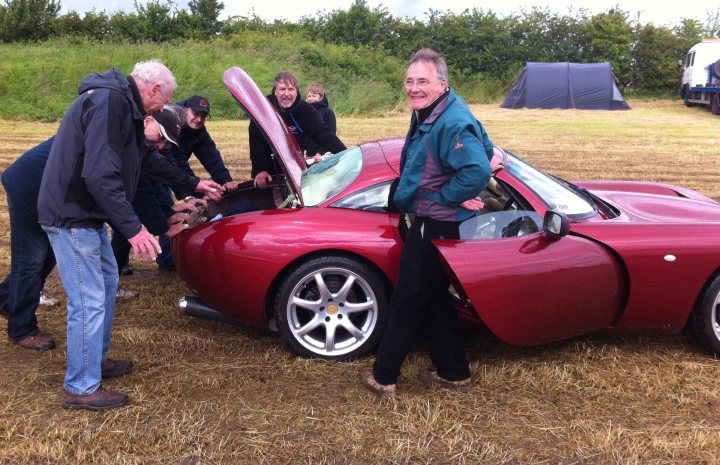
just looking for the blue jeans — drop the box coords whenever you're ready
[43,225,118,395]
[3,194,56,341]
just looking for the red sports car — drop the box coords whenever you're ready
[173,67,720,361]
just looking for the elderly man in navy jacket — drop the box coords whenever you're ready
[37,60,220,411]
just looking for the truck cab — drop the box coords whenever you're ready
[681,39,720,99]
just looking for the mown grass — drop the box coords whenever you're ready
[0,100,719,464]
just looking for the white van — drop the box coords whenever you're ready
[681,39,720,98]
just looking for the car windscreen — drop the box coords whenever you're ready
[301,147,363,206]
[505,153,595,217]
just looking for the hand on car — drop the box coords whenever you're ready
[223,180,241,192]
[254,171,272,189]
[128,226,162,261]
[166,216,190,238]
[195,180,224,201]
[172,198,206,213]
[460,196,485,211]
[490,153,505,174]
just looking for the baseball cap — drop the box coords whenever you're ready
[185,95,211,114]
[152,106,182,147]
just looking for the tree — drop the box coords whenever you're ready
[423,8,511,78]
[320,0,397,48]
[583,8,633,87]
[179,0,223,38]
[133,0,180,42]
[0,0,60,42]
[633,24,684,90]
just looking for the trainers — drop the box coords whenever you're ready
[121,264,133,276]
[360,370,396,397]
[39,292,60,307]
[62,385,129,410]
[101,358,134,379]
[418,368,472,391]
[115,288,139,300]
[14,333,56,351]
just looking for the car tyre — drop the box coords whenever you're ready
[690,274,720,355]
[275,255,389,361]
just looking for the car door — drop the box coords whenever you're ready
[434,219,624,346]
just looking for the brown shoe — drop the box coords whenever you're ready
[101,358,134,379]
[418,368,472,391]
[62,385,129,410]
[14,333,56,351]
[360,370,396,397]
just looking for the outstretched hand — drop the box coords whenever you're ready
[195,180,224,201]
[128,226,162,261]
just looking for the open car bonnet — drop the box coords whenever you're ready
[223,67,306,203]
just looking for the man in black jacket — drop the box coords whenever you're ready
[164,95,238,191]
[249,71,347,188]
[38,60,224,411]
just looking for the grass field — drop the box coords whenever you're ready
[0,100,719,464]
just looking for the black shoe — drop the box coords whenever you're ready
[62,386,129,410]
[101,358,134,378]
[121,264,133,275]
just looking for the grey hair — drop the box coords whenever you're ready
[408,48,448,83]
[131,59,177,97]
[274,71,300,90]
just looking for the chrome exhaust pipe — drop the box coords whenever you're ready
[178,296,238,324]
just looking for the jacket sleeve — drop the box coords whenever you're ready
[189,128,233,185]
[249,120,277,177]
[325,109,337,134]
[300,103,346,154]
[141,148,199,200]
[81,91,142,240]
[437,121,492,206]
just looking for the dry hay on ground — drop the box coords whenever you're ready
[0,100,718,464]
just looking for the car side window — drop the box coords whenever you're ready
[459,178,543,240]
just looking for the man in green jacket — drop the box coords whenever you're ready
[362,48,497,397]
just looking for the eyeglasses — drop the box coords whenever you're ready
[404,78,442,89]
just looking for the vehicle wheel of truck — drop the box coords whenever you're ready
[684,91,695,107]
[712,95,720,114]
[680,85,688,100]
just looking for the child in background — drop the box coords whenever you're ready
[304,82,337,160]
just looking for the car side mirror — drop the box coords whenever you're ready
[543,210,569,239]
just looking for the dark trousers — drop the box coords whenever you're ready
[111,181,175,273]
[373,216,470,385]
[2,196,56,340]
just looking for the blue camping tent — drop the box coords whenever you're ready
[501,62,630,110]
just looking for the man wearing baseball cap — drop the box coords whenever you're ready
[154,95,238,271]
[163,95,238,190]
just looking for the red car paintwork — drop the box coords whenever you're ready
[173,66,720,353]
